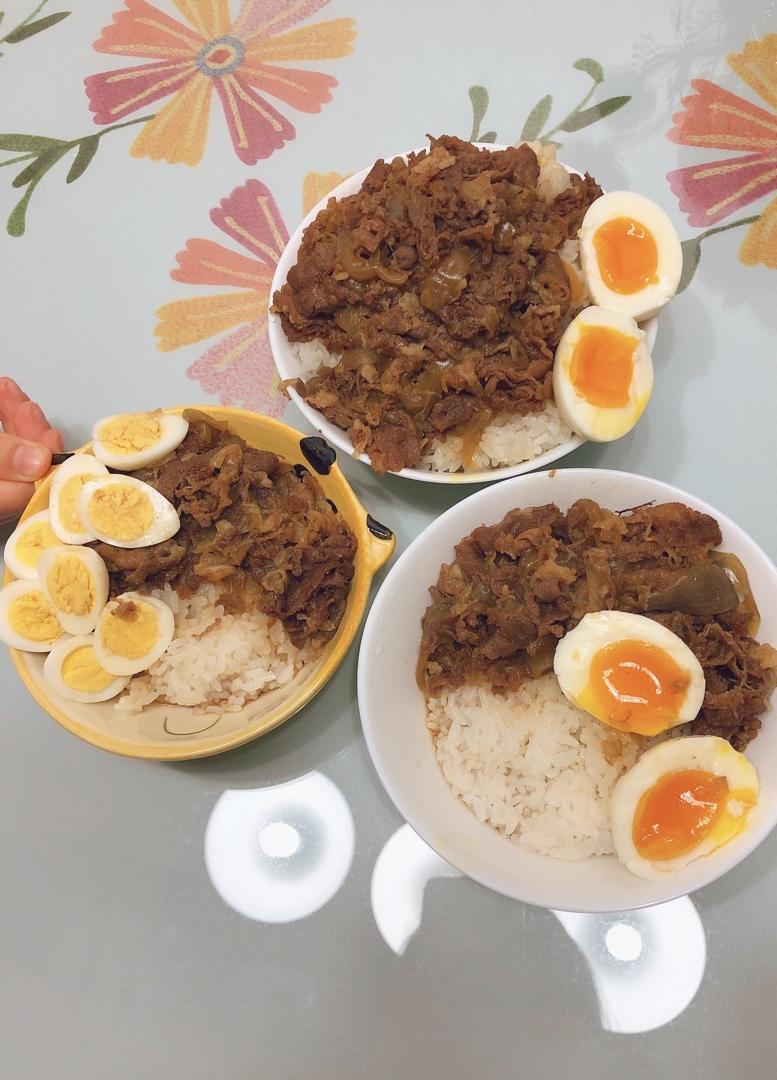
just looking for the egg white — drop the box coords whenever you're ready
[49,455,109,545]
[610,735,759,878]
[78,476,180,549]
[579,191,682,321]
[0,580,67,652]
[93,592,175,676]
[91,411,189,471]
[43,634,129,703]
[554,610,706,733]
[38,545,109,636]
[3,510,63,580]
[552,306,653,442]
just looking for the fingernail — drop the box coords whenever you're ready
[12,444,48,479]
[1,378,23,398]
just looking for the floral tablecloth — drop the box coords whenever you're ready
[2,3,777,1078]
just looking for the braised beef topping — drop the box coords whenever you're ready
[419,499,777,750]
[272,136,601,473]
[93,417,356,648]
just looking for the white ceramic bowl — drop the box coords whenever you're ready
[358,469,777,912]
[268,147,658,485]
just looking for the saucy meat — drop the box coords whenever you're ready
[419,499,777,750]
[93,415,356,648]
[273,136,601,473]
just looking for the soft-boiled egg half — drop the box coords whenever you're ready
[611,736,758,878]
[554,610,705,737]
[48,454,109,545]
[78,476,180,548]
[93,592,174,676]
[3,510,63,580]
[579,191,682,321]
[44,634,129,703]
[92,411,189,471]
[552,306,653,441]
[38,546,109,636]
[0,580,66,652]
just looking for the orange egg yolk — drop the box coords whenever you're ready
[633,769,728,861]
[569,324,637,408]
[584,639,691,736]
[593,216,659,295]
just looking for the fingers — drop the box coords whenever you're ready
[39,427,64,453]
[0,481,36,524]
[0,385,65,456]
[0,378,29,436]
[12,399,52,441]
[0,431,52,482]
[0,383,64,521]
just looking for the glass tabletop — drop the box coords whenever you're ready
[2,1,777,1076]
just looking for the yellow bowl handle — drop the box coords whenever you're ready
[364,514,396,573]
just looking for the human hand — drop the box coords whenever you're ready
[0,378,63,522]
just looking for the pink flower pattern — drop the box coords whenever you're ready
[155,178,289,414]
[84,0,355,166]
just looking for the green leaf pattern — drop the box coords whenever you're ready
[66,136,99,183]
[572,57,604,84]
[0,1,69,47]
[0,134,66,153]
[467,57,630,157]
[558,96,632,133]
[468,86,490,142]
[0,116,153,235]
[3,10,69,43]
[676,215,761,294]
[520,95,553,141]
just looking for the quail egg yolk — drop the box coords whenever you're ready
[582,639,691,736]
[88,484,154,541]
[8,592,61,642]
[592,217,659,295]
[569,325,637,408]
[61,645,115,693]
[102,600,159,659]
[633,769,736,860]
[15,520,60,571]
[59,474,95,533]
[97,414,161,456]
[47,557,93,616]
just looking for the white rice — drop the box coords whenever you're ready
[421,402,573,473]
[295,338,342,380]
[288,143,585,473]
[116,584,314,715]
[428,675,645,860]
[518,139,574,202]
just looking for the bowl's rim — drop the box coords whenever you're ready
[357,467,777,912]
[268,144,657,485]
[8,404,395,761]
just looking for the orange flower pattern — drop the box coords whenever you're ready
[667,35,777,269]
[84,0,355,166]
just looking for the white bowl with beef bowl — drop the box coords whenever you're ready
[269,144,658,485]
[358,469,777,911]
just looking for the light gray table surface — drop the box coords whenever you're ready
[2,1,777,1077]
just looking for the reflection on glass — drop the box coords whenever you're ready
[553,897,707,1033]
[371,824,462,955]
[204,772,354,923]
[258,821,301,858]
[372,827,706,1031]
[604,921,643,962]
